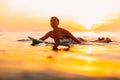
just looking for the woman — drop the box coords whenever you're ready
[39,16,82,43]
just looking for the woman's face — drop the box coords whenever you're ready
[50,17,59,28]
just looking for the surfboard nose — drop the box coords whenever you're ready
[28,36,42,46]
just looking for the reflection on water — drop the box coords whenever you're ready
[0,32,120,80]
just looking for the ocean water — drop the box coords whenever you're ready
[0,31,120,80]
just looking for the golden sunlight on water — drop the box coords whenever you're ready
[0,41,120,79]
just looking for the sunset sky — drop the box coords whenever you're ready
[0,0,120,32]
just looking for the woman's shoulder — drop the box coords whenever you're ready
[59,27,69,32]
[46,31,53,35]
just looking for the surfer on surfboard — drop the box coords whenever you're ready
[39,16,86,50]
[39,16,84,43]
[32,16,112,50]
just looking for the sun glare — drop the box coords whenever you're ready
[86,46,92,53]
[75,0,119,30]
[77,19,100,30]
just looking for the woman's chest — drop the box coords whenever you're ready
[51,30,65,38]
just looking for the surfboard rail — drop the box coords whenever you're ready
[28,36,70,46]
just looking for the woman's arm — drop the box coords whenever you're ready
[39,31,51,40]
[62,28,81,43]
